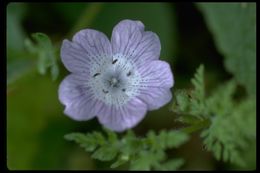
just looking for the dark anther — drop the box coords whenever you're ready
[112,59,118,64]
[93,73,100,77]
[122,88,126,92]
[102,89,109,94]
[127,71,131,76]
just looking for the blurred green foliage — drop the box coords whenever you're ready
[7,2,256,170]
[7,3,27,52]
[25,33,59,80]
[197,3,256,97]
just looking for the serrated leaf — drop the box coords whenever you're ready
[64,133,97,152]
[166,131,189,148]
[110,154,129,168]
[191,64,205,101]
[130,151,164,171]
[172,65,207,119]
[205,80,236,116]
[91,145,117,161]
[201,96,256,166]
[173,90,190,112]
[92,131,105,145]
[103,128,117,143]
[65,128,188,170]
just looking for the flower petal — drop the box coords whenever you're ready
[72,29,112,57]
[137,87,172,111]
[111,20,161,67]
[96,98,148,132]
[58,74,100,121]
[137,60,174,110]
[138,60,174,88]
[61,40,91,73]
[61,29,112,73]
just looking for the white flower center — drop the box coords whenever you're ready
[109,77,119,88]
[88,53,141,107]
[111,78,118,85]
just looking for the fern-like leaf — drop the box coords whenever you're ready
[65,129,189,170]
[171,64,256,167]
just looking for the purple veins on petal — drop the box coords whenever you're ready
[58,19,174,132]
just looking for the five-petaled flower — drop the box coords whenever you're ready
[58,19,174,132]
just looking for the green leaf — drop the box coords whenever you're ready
[64,133,98,152]
[171,64,255,167]
[103,128,118,143]
[172,90,190,113]
[197,3,256,96]
[31,33,53,50]
[91,145,117,161]
[201,96,256,166]
[25,32,59,80]
[7,3,27,53]
[165,131,189,148]
[65,128,188,170]
[92,131,106,145]
[205,80,236,116]
[110,154,129,168]
[130,151,164,170]
[172,64,207,119]
[191,64,205,102]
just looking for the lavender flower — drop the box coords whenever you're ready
[59,20,174,132]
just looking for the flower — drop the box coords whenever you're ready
[59,19,174,132]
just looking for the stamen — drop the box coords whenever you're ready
[112,59,118,64]
[127,71,131,76]
[88,54,141,107]
[93,73,100,77]
[102,89,109,94]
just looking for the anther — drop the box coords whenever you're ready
[112,59,118,64]
[127,71,131,76]
[93,73,100,77]
[102,89,109,94]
